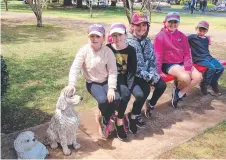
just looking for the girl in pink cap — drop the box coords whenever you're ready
[188,21,224,96]
[127,12,166,133]
[154,12,202,108]
[64,24,120,139]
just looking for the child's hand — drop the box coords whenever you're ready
[63,85,76,97]
[107,88,115,103]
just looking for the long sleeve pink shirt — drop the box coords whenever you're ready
[69,44,117,89]
[154,28,192,74]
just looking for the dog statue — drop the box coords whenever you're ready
[46,89,83,156]
[14,131,48,159]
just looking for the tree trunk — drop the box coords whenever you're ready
[4,0,8,11]
[77,0,83,8]
[111,1,117,6]
[122,0,133,23]
[63,0,72,6]
[36,13,43,27]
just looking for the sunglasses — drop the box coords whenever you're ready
[168,20,179,24]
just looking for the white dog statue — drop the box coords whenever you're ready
[14,131,48,159]
[46,90,83,156]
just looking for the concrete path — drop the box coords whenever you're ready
[2,84,226,159]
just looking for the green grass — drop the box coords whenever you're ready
[158,120,226,158]
[1,19,96,133]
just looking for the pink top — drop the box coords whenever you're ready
[69,44,117,89]
[154,28,193,74]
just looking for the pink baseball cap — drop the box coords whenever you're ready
[165,12,180,22]
[197,21,209,30]
[109,23,126,35]
[88,24,105,36]
[131,12,150,25]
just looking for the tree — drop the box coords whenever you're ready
[26,0,46,27]
[77,0,83,8]
[122,0,134,23]
[4,0,8,11]
[111,0,117,6]
[63,0,72,5]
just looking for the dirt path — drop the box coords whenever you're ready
[2,87,226,159]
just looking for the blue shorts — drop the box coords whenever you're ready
[162,63,183,74]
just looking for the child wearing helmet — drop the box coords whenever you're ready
[188,21,224,96]
[127,12,167,134]
[154,12,202,108]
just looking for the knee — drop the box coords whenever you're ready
[219,66,224,73]
[156,80,167,91]
[208,66,216,73]
[178,74,191,85]
[120,86,131,103]
[134,91,145,101]
[193,72,203,83]
[96,96,108,105]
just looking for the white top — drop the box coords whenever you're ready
[69,44,117,89]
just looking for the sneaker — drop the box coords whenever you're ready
[207,88,222,96]
[211,83,221,93]
[127,113,137,134]
[144,100,155,119]
[115,123,127,141]
[98,116,109,139]
[135,114,146,128]
[200,82,208,95]
[172,87,180,108]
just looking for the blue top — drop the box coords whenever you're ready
[188,34,212,62]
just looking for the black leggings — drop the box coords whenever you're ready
[131,77,166,115]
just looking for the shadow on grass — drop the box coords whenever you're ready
[1,53,94,134]
[1,19,67,44]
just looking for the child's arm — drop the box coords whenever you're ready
[183,36,193,72]
[106,48,117,90]
[154,34,164,75]
[127,46,137,91]
[68,47,85,87]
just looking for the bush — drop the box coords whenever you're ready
[1,56,9,97]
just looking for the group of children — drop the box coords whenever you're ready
[64,12,224,141]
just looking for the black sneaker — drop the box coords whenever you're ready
[115,123,127,141]
[127,113,137,134]
[144,100,155,119]
[200,81,208,95]
[135,114,146,128]
[172,87,180,108]
[98,116,109,139]
[210,82,222,96]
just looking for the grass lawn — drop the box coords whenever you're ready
[158,120,226,158]
[1,2,226,157]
